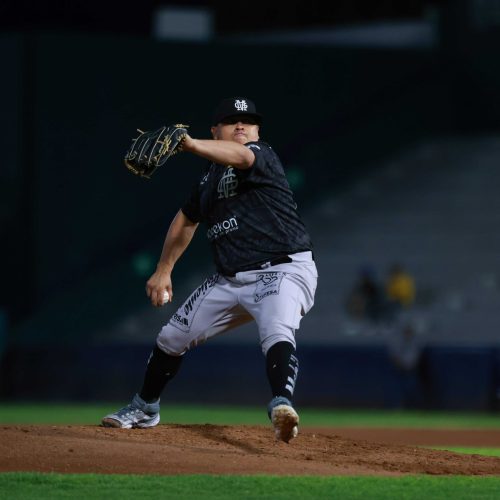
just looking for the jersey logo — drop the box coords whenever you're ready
[254,272,285,302]
[234,99,248,111]
[217,167,238,199]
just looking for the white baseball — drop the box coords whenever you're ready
[161,290,169,305]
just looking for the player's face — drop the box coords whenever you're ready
[211,116,260,144]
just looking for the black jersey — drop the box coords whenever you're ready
[181,140,313,275]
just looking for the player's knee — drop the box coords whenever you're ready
[156,325,189,356]
[260,326,296,356]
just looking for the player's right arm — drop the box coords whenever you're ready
[146,209,199,307]
[182,137,255,169]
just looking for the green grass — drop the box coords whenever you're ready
[432,447,500,458]
[1,473,500,500]
[1,403,500,428]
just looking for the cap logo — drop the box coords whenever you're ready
[234,99,248,111]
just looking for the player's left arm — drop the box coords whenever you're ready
[181,136,255,169]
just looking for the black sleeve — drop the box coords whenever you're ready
[244,141,274,174]
[241,141,288,187]
[181,182,202,223]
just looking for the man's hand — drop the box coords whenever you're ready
[146,268,173,307]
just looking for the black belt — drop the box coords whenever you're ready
[225,255,293,277]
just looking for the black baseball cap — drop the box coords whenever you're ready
[212,97,263,126]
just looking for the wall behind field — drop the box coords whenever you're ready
[1,33,467,329]
[2,342,499,411]
[2,32,500,409]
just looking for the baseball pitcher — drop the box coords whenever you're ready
[103,97,318,442]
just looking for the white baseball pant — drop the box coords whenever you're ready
[156,251,318,356]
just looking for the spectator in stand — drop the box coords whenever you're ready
[386,323,425,408]
[345,266,385,323]
[385,263,415,320]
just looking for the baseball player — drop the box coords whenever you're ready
[102,97,318,442]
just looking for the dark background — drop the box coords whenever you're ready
[0,1,443,36]
[1,0,500,410]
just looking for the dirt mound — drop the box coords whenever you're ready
[1,424,500,476]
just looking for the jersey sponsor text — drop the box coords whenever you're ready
[183,274,219,315]
[207,216,239,241]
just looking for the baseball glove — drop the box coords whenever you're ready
[124,124,189,178]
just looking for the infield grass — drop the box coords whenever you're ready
[2,403,500,428]
[1,473,500,500]
[432,447,500,458]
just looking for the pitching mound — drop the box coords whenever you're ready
[1,424,500,476]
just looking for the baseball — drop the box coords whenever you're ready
[161,290,169,305]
